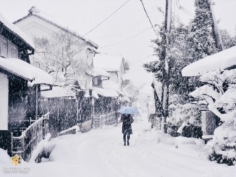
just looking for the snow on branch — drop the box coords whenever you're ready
[190,85,221,102]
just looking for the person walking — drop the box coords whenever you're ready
[120,114,134,146]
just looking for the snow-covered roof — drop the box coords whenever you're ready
[120,96,130,102]
[13,7,98,49]
[86,67,110,77]
[93,54,125,72]
[102,80,122,95]
[182,46,236,76]
[92,87,119,98]
[0,57,53,85]
[41,86,75,98]
[0,12,35,49]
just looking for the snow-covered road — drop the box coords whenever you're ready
[1,114,235,177]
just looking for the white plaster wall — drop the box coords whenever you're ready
[15,16,61,40]
[109,72,118,83]
[108,72,123,90]
[0,73,8,130]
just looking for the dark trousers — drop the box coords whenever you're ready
[123,132,130,143]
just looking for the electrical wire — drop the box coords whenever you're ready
[139,0,159,37]
[100,27,155,48]
[178,0,194,16]
[176,0,194,17]
[95,27,151,39]
[176,0,236,36]
[82,0,130,37]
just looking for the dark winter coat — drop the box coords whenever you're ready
[120,114,134,135]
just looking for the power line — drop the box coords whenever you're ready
[100,27,154,48]
[176,0,194,17]
[178,0,194,16]
[219,26,236,35]
[176,0,236,36]
[139,0,159,37]
[82,0,130,37]
[95,27,151,39]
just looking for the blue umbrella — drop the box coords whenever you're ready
[117,106,139,115]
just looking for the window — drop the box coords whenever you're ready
[0,35,19,58]
[9,42,18,58]
[93,77,98,85]
[93,76,101,87]
[1,36,8,57]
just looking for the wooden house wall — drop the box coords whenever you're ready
[39,94,119,136]
[39,98,77,137]
[94,97,118,115]
[78,97,92,123]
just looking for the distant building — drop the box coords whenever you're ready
[93,54,126,92]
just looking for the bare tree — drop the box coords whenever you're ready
[31,30,92,87]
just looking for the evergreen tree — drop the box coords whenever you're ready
[144,23,195,97]
[187,0,218,63]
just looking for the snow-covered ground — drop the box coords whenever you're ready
[1,113,235,177]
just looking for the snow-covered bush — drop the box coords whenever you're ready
[206,120,236,165]
[190,69,236,165]
[167,103,201,137]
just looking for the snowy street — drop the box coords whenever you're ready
[0,1,236,177]
[16,114,234,177]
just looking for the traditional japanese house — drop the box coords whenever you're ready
[13,6,98,93]
[13,7,101,133]
[0,12,53,161]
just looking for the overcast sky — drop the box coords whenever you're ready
[0,0,235,93]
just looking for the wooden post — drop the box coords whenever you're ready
[100,97,104,129]
[21,132,25,160]
[91,98,94,129]
[10,132,13,157]
[35,85,38,120]
[76,98,79,123]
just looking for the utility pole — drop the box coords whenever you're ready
[208,0,224,51]
[162,0,172,133]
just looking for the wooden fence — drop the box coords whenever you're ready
[11,113,49,161]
